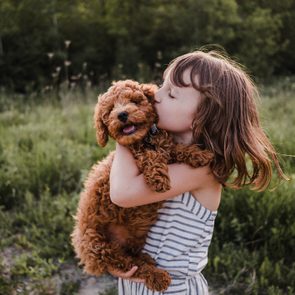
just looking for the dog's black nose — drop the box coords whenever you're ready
[118,111,128,122]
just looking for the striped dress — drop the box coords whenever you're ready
[118,191,218,295]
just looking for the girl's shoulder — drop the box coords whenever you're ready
[190,173,222,212]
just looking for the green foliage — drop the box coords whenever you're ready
[234,7,282,77]
[0,257,13,295]
[1,0,295,91]
[60,280,80,295]
[99,287,118,295]
[0,92,117,293]
[0,96,114,209]
[12,251,58,278]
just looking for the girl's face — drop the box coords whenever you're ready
[154,68,203,143]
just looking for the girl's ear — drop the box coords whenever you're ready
[94,97,109,147]
[141,84,158,102]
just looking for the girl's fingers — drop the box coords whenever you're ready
[122,266,138,278]
[109,266,145,283]
[109,266,138,279]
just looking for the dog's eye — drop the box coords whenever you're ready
[132,100,140,105]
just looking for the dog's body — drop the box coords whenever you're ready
[71,80,213,291]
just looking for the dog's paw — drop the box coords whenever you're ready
[186,150,214,167]
[145,269,171,292]
[144,173,171,193]
[140,253,157,265]
[149,178,171,193]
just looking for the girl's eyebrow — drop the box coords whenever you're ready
[169,87,179,98]
[169,83,179,94]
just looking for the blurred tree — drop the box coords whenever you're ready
[235,7,282,76]
[57,0,115,83]
[266,0,295,75]
[236,0,294,75]
[1,0,56,91]
[187,0,240,47]
[0,0,294,91]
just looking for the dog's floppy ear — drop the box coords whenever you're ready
[141,84,158,102]
[94,96,109,147]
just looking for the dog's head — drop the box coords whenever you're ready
[94,80,158,146]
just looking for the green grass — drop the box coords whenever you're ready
[0,79,294,294]
[0,90,115,294]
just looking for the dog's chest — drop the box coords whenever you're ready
[142,135,156,150]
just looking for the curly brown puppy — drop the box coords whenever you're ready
[71,80,213,292]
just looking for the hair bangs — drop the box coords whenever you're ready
[164,55,197,88]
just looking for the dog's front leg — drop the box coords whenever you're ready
[136,149,171,192]
[172,143,214,168]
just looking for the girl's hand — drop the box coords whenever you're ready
[108,266,145,283]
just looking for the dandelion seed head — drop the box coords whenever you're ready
[157,51,163,60]
[64,60,72,67]
[65,40,71,48]
[47,52,54,59]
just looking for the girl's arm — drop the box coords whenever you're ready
[110,143,213,208]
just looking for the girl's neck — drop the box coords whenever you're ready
[170,131,194,145]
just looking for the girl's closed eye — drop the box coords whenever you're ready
[168,89,175,99]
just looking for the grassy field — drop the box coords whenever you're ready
[0,79,294,295]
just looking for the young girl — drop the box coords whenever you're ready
[108,50,286,294]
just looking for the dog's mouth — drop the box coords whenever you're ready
[121,123,141,135]
[121,122,147,135]
[122,124,136,135]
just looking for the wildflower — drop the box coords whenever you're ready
[157,51,163,60]
[47,52,54,59]
[65,40,71,48]
[64,60,72,67]
[70,74,81,81]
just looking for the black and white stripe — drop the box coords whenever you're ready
[118,191,217,295]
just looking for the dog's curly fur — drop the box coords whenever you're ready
[71,80,213,291]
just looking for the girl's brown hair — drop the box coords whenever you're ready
[165,50,287,191]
